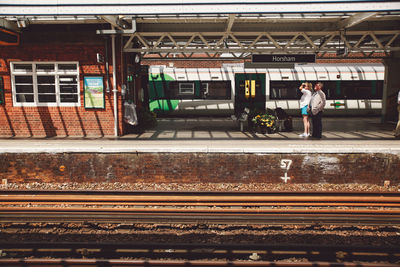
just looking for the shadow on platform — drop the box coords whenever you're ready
[121,116,396,141]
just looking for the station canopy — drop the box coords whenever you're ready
[1,0,400,59]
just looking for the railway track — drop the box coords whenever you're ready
[0,190,399,225]
[1,259,399,267]
[0,241,399,266]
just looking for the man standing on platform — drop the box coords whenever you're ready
[395,90,400,139]
[310,82,326,139]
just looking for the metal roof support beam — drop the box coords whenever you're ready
[340,31,353,50]
[369,32,384,49]
[154,34,166,48]
[284,33,300,50]
[386,33,400,48]
[125,30,400,38]
[166,33,180,49]
[319,33,336,50]
[198,33,211,49]
[122,30,400,59]
[123,35,135,50]
[300,32,317,50]
[97,18,136,34]
[215,33,229,50]
[265,33,282,50]
[229,33,244,49]
[101,16,121,29]
[135,33,150,49]
[183,34,196,49]
[337,12,378,30]
[226,14,236,32]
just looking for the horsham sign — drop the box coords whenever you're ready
[252,54,316,63]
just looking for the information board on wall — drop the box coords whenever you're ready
[84,76,105,109]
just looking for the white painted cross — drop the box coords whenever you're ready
[280,172,290,183]
[280,159,293,183]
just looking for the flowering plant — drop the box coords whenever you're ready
[252,114,277,132]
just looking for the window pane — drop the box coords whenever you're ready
[58,64,77,71]
[37,76,55,84]
[38,94,56,102]
[60,94,78,103]
[60,85,77,94]
[16,94,34,102]
[36,64,55,71]
[13,64,32,72]
[16,84,33,93]
[179,83,194,94]
[205,81,231,99]
[59,75,78,84]
[340,81,383,100]
[15,75,33,83]
[12,62,79,106]
[269,81,300,100]
[38,84,55,94]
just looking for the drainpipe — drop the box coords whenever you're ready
[111,27,118,136]
[104,37,110,93]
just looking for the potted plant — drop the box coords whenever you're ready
[252,113,277,134]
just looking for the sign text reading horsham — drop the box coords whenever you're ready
[252,54,316,63]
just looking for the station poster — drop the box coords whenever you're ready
[84,76,105,109]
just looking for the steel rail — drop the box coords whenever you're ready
[2,207,400,215]
[0,242,399,266]
[1,194,400,202]
[2,190,399,196]
[3,201,400,207]
[1,258,399,267]
[1,191,399,225]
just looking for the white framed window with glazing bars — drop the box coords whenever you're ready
[10,62,80,107]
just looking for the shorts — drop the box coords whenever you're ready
[301,105,309,115]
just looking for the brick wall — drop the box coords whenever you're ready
[0,26,123,137]
[0,153,398,185]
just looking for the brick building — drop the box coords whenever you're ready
[0,24,127,137]
[1,1,399,137]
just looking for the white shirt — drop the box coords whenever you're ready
[300,89,312,108]
[398,90,400,104]
[310,90,327,115]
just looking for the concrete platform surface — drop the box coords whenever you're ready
[0,117,399,154]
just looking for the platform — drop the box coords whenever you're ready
[0,117,398,154]
[0,117,399,185]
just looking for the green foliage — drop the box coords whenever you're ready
[248,108,264,120]
[252,114,277,129]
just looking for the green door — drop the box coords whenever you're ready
[234,73,266,115]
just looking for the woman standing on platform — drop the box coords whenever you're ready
[298,82,312,137]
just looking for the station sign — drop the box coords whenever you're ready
[252,54,316,63]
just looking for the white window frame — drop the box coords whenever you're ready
[179,82,194,95]
[11,61,80,107]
